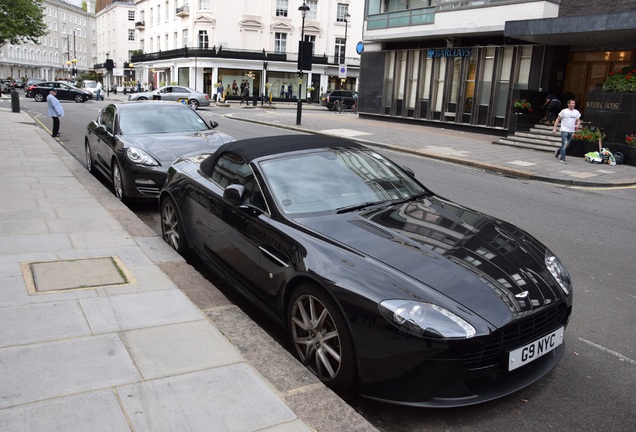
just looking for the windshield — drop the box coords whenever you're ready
[84,82,97,88]
[119,105,209,135]
[260,148,426,216]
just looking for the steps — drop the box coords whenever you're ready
[493,123,562,153]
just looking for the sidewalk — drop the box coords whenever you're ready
[0,106,377,432]
[227,102,636,187]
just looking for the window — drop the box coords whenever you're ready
[276,0,288,17]
[335,37,345,64]
[174,32,178,49]
[165,1,169,21]
[140,39,144,51]
[140,10,145,22]
[165,34,169,50]
[200,0,210,10]
[128,29,135,41]
[128,10,135,21]
[157,36,161,51]
[336,3,349,22]
[198,30,209,48]
[150,8,153,25]
[182,29,188,47]
[208,153,266,212]
[157,5,161,23]
[275,32,287,54]
[306,0,317,20]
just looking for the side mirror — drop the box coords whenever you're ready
[209,120,219,129]
[402,166,416,178]
[223,184,245,206]
[94,125,107,134]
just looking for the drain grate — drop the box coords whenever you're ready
[24,257,130,292]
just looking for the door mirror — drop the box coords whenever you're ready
[209,120,219,129]
[224,184,245,206]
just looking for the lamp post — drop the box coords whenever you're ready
[66,60,71,79]
[296,1,310,126]
[72,58,78,78]
[342,11,350,89]
[105,52,110,97]
[72,29,77,78]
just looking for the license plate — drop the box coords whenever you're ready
[508,327,564,371]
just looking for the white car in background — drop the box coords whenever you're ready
[82,80,100,98]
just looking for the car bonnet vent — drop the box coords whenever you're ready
[348,219,394,239]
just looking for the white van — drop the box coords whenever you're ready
[82,80,99,97]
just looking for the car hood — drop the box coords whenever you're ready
[295,195,565,328]
[124,130,231,167]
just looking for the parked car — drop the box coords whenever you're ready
[29,81,92,103]
[14,79,24,89]
[159,135,573,407]
[85,101,234,201]
[1,79,15,93]
[128,85,211,109]
[325,90,357,111]
[24,78,45,97]
[320,90,332,108]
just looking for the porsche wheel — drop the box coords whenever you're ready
[160,197,189,256]
[288,284,356,391]
[112,160,125,201]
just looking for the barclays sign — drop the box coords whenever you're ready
[427,48,472,58]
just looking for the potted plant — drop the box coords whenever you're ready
[566,126,605,157]
[603,67,636,93]
[513,99,533,113]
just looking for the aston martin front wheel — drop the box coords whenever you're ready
[160,196,189,256]
[287,284,356,392]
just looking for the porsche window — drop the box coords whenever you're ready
[260,148,425,215]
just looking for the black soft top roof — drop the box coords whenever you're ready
[200,135,363,175]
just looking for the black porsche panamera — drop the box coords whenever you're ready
[159,135,573,407]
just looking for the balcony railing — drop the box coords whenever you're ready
[135,21,145,30]
[176,6,190,17]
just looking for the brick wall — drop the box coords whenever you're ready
[558,0,636,16]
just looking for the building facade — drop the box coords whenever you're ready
[0,0,96,82]
[358,0,636,133]
[126,0,363,101]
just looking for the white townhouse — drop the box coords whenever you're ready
[117,0,363,101]
[0,0,96,82]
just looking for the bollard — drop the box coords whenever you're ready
[11,90,20,113]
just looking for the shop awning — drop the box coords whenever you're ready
[504,11,636,50]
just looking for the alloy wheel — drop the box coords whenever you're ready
[112,161,124,200]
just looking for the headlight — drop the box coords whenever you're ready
[545,249,571,295]
[379,300,476,339]
[126,147,159,166]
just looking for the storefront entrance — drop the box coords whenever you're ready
[563,50,634,114]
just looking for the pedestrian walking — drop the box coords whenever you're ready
[95,81,103,101]
[47,88,64,138]
[216,81,223,102]
[137,81,141,93]
[541,93,560,123]
[240,84,250,105]
[552,99,581,164]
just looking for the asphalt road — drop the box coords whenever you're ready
[19,94,636,432]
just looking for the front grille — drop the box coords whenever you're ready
[463,304,570,369]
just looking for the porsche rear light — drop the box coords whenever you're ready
[205,94,209,100]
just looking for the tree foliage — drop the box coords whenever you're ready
[0,0,48,47]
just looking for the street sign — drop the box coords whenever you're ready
[339,65,347,78]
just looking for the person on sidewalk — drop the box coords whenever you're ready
[46,88,64,138]
[541,93,560,123]
[240,84,250,105]
[95,81,103,101]
[552,99,581,164]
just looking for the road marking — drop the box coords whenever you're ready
[579,338,636,365]
[569,185,636,190]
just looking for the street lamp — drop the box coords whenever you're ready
[296,1,310,126]
[72,58,78,78]
[341,11,350,89]
[105,52,110,97]
[66,60,71,78]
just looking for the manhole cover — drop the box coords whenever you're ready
[25,257,130,292]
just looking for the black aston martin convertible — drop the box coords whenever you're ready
[159,135,573,407]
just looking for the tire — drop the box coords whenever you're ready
[85,141,94,174]
[112,159,125,201]
[160,196,189,256]
[137,96,147,101]
[74,94,83,103]
[188,99,199,110]
[33,92,44,102]
[287,283,356,392]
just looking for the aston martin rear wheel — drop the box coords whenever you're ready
[288,283,356,392]
[160,196,189,256]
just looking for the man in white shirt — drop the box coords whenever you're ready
[552,99,581,164]
[96,81,103,101]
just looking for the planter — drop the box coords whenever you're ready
[566,139,636,166]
